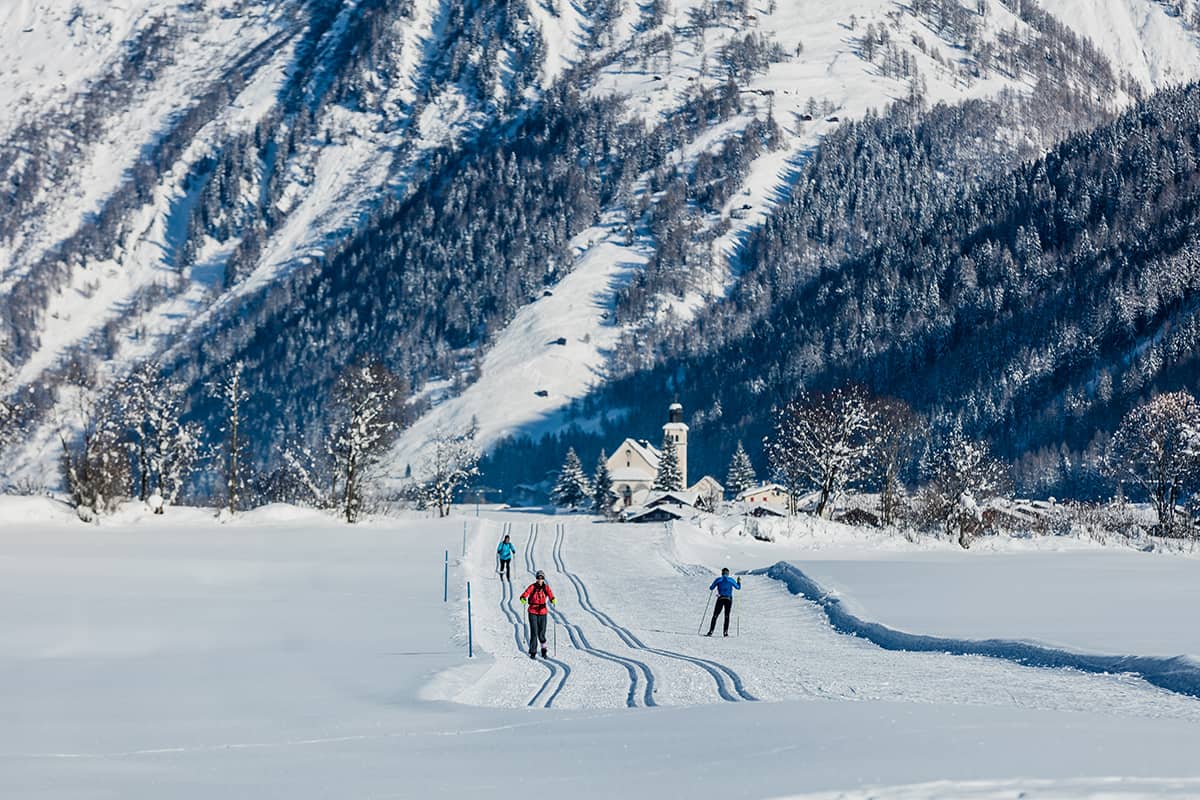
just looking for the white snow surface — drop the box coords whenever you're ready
[1039,0,1200,89]
[3,499,1200,798]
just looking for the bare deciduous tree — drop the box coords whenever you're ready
[327,362,407,523]
[1107,391,1200,536]
[212,360,249,514]
[766,386,875,517]
[56,386,128,520]
[420,424,480,518]
[870,396,924,526]
[919,431,1010,548]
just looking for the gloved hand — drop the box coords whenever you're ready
[520,598,527,605]
[550,598,556,605]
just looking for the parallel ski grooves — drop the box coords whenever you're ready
[550,524,657,707]
[495,522,528,653]
[529,523,651,708]
[554,524,757,703]
[522,525,570,707]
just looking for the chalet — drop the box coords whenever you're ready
[690,475,725,510]
[735,483,792,514]
[627,505,685,523]
[645,490,701,509]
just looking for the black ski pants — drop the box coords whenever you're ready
[498,558,511,580]
[708,596,733,635]
[528,612,548,654]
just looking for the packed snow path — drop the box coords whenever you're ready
[5,502,1200,798]
[458,518,1200,722]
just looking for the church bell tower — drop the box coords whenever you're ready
[662,402,689,489]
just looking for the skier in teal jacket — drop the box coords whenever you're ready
[706,568,741,636]
[496,535,516,581]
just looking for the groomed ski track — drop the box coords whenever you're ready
[551,523,755,703]
[453,513,1200,722]
[527,523,655,708]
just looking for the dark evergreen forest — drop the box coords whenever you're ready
[485,83,1200,500]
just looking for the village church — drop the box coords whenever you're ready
[605,403,724,513]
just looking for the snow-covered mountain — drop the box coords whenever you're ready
[2,0,1200,491]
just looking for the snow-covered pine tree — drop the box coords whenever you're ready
[724,440,757,497]
[592,449,615,515]
[552,447,591,509]
[652,436,683,492]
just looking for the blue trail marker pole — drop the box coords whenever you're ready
[443,550,448,603]
[467,581,474,658]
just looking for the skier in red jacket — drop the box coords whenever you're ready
[520,570,556,659]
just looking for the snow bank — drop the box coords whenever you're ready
[758,560,1200,700]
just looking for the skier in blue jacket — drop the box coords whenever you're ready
[706,568,741,637]
[496,535,516,581]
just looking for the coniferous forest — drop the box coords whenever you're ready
[487,83,1200,501]
[4,0,1200,521]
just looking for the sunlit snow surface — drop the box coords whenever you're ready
[4,498,1200,798]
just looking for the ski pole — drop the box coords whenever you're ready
[554,620,557,657]
[697,589,714,635]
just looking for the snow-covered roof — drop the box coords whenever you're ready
[689,475,724,493]
[735,483,789,501]
[645,490,700,508]
[625,505,685,523]
[613,438,661,470]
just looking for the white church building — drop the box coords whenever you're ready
[605,403,723,512]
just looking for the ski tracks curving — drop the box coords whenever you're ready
[539,524,657,708]
[552,523,757,704]
[492,521,564,708]
[518,524,570,707]
[525,524,657,708]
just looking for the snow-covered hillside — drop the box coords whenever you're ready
[4,500,1200,797]
[3,0,1200,488]
[387,0,1200,477]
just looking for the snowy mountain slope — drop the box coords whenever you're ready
[1,0,570,483]
[1039,0,1200,88]
[3,0,1200,491]
[389,0,1200,480]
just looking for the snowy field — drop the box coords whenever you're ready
[4,499,1200,798]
